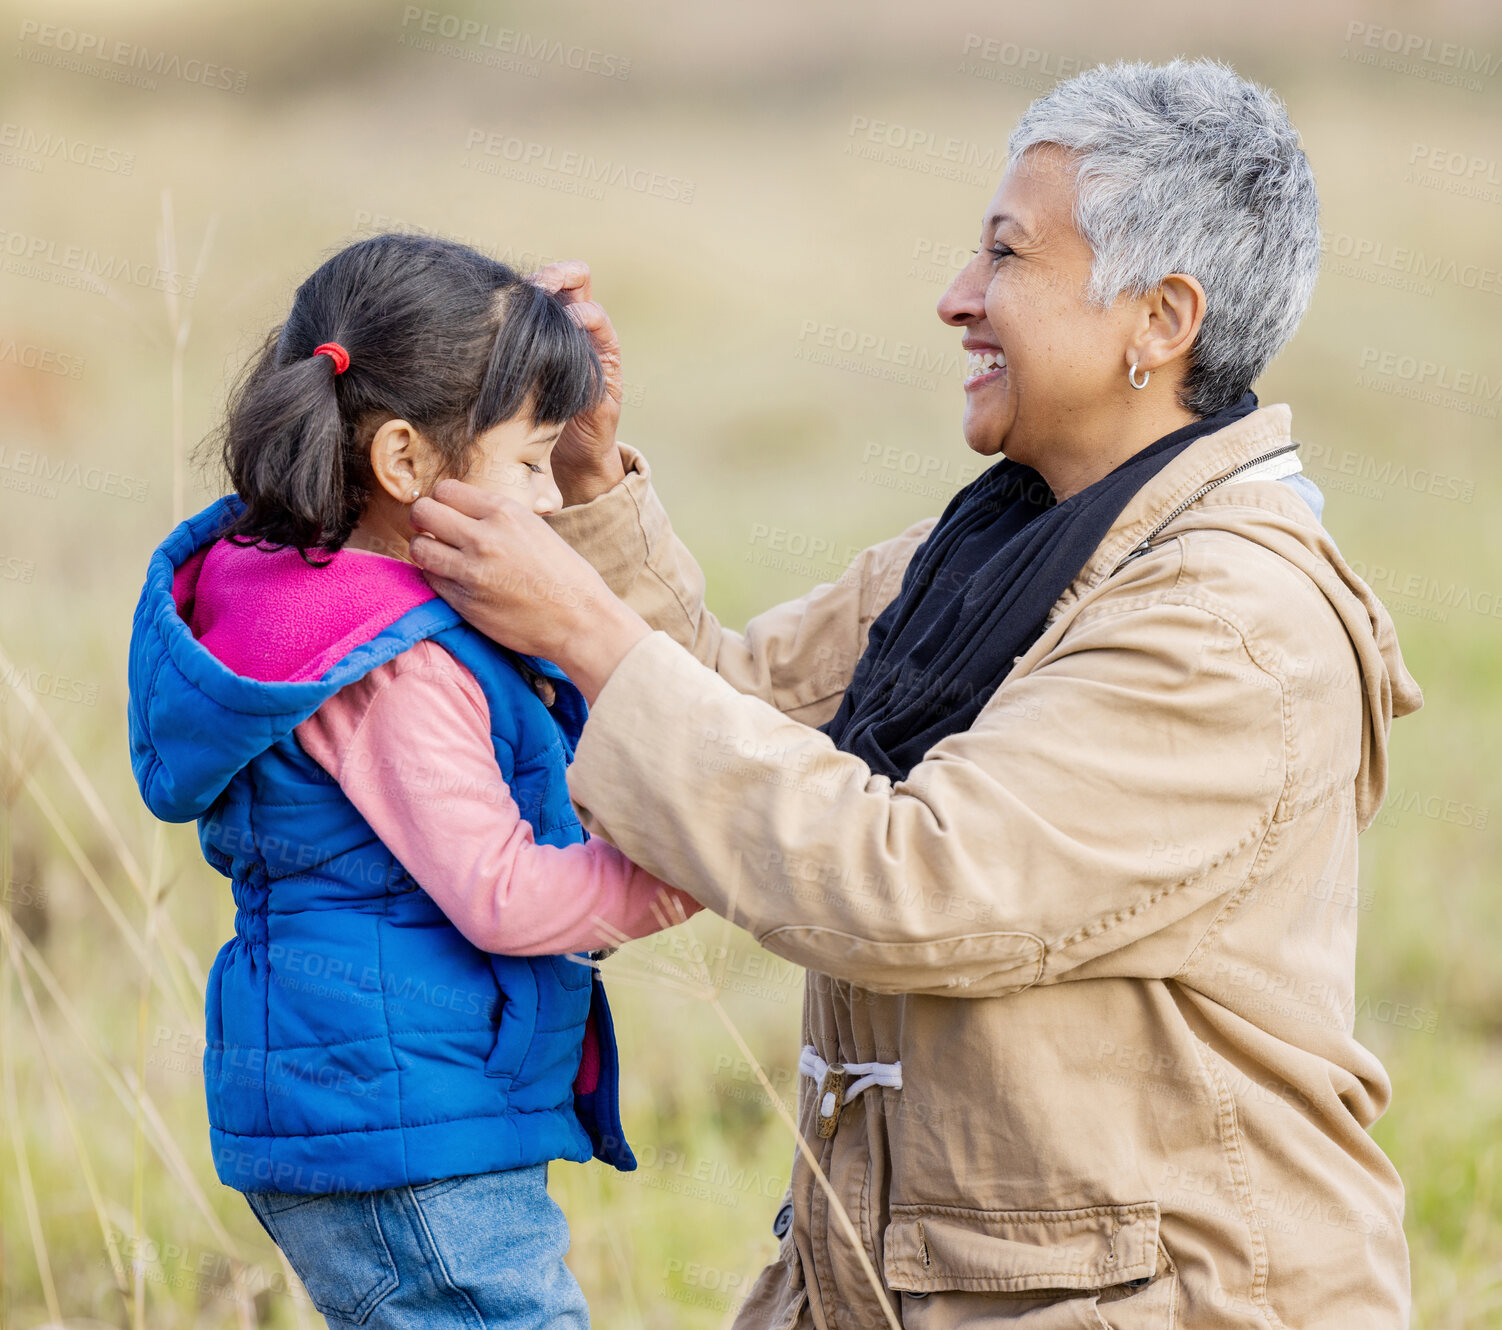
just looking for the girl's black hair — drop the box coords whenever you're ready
[214,233,603,555]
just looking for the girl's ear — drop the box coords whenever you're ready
[368,419,429,502]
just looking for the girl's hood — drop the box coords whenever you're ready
[127,497,458,824]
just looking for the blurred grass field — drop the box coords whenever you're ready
[2,1,1500,1326]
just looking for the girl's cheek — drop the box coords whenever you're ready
[476,459,528,494]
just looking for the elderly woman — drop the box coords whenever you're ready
[412,59,1422,1329]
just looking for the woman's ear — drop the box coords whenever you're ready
[1124,273,1205,380]
[368,419,428,502]
[1150,273,1206,363]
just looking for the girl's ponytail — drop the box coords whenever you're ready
[220,332,364,555]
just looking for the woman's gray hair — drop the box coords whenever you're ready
[1007,58,1320,416]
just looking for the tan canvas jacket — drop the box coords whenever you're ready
[545,403,1423,1330]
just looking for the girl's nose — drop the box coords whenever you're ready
[535,478,564,516]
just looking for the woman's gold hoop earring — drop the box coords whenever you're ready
[1129,362,1150,390]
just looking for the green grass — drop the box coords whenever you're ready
[2,4,1500,1326]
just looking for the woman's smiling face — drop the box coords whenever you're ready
[937,143,1201,499]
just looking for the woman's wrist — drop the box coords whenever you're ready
[564,600,653,707]
[557,446,628,507]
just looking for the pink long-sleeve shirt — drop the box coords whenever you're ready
[177,536,699,959]
[293,638,698,955]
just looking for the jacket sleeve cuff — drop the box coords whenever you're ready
[543,441,661,600]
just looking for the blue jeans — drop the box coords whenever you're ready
[245,1164,589,1329]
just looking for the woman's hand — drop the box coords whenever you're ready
[409,478,652,705]
[528,260,627,506]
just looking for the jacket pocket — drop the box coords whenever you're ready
[884,1203,1176,1329]
[738,1224,809,1330]
[484,956,538,1087]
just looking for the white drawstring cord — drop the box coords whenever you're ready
[799,1045,902,1123]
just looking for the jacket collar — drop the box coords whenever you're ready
[1026,400,1422,831]
[1054,402,1297,617]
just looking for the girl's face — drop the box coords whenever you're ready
[457,414,565,516]
[349,406,567,563]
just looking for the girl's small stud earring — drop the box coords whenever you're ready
[410,488,420,501]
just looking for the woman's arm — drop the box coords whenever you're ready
[555,542,1316,998]
[294,640,700,955]
[545,442,936,725]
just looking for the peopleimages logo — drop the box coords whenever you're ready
[461,129,695,205]
[0,338,85,379]
[793,318,962,393]
[844,114,1006,189]
[957,35,1082,91]
[0,228,199,297]
[15,19,249,93]
[1355,346,1501,419]
[398,8,630,79]
[350,210,558,273]
[0,663,99,707]
[1342,21,1499,78]
[1318,231,1502,297]
[0,445,149,502]
[1346,558,1502,622]
[0,122,134,175]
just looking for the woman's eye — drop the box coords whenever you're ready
[973,245,1015,263]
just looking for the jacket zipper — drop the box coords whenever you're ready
[1113,443,1301,573]
[505,648,557,706]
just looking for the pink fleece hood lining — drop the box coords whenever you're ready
[175,539,437,684]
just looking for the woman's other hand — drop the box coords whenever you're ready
[409,479,651,705]
[528,260,626,506]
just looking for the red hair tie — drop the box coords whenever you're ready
[313,342,351,375]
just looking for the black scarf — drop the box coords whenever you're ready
[819,390,1260,781]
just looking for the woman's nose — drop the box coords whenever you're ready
[938,259,987,327]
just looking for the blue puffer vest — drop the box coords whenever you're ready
[128,497,636,1194]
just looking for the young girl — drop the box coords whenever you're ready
[127,233,699,1329]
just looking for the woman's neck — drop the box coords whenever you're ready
[1035,400,1199,502]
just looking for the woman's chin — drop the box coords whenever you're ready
[961,404,1010,457]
